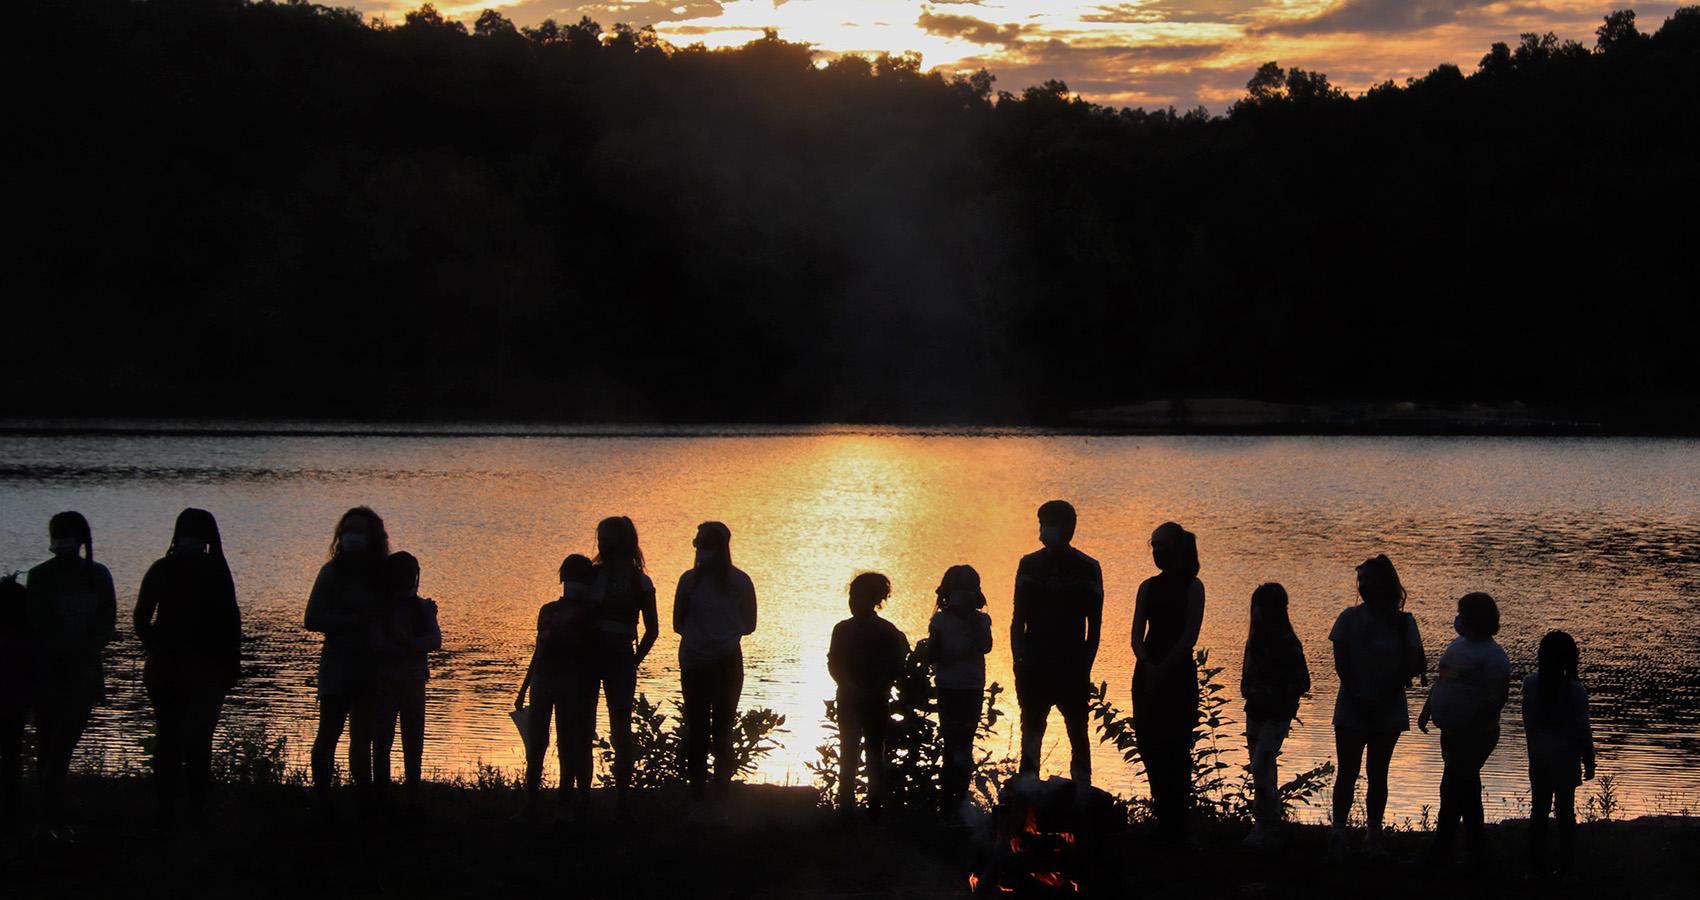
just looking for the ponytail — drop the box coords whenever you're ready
[48,511,94,562]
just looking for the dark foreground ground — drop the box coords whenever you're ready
[1,778,1695,899]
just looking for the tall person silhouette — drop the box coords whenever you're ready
[1130,522,1205,843]
[26,511,117,841]
[134,508,242,830]
[305,507,388,821]
[1011,500,1103,786]
[588,516,658,810]
[674,522,758,801]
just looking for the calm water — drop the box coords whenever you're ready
[2,427,1697,821]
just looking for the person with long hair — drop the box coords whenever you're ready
[673,522,758,800]
[517,554,599,822]
[1328,553,1426,859]
[1418,591,1510,866]
[1130,521,1206,844]
[367,551,441,815]
[1239,582,1310,847]
[0,572,28,829]
[1011,500,1103,787]
[305,506,388,820]
[134,508,242,830]
[828,572,909,818]
[25,511,117,840]
[928,564,992,816]
[1522,630,1594,876]
[588,516,658,804]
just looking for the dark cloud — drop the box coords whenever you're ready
[1082,1,1261,25]
[1254,0,1498,36]
[951,38,1232,110]
[917,11,1034,46]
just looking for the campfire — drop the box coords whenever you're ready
[967,776,1119,896]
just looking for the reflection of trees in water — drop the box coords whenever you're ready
[7,2,1700,422]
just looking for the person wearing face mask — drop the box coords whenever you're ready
[1130,521,1206,844]
[134,508,242,830]
[304,506,389,820]
[25,511,117,841]
[673,521,758,801]
[1011,500,1103,787]
[928,565,992,816]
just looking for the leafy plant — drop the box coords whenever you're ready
[210,722,305,787]
[1088,648,1334,825]
[594,692,786,788]
[807,637,1016,810]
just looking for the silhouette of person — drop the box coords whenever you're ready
[0,573,26,828]
[1328,554,1425,859]
[1130,521,1205,843]
[305,506,388,820]
[367,551,441,815]
[1522,630,1595,876]
[674,522,757,800]
[588,516,658,805]
[25,511,117,840]
[1419,592,1510,865]
[517,554,599,823]
[929,564,991,816]
[1011,500,1103,786]
[133,508,242,830]
[1239,582,1309,847]
[828,572,909,817]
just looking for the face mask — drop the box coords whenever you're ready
[50,537,82,557]
[563,582,590,602]
[1039,525,1065,547]
[947,590,975,610]
[339,532,368,554]
[174,536,210,555]
[696,547,724,567]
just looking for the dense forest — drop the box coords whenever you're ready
[8,1,1700,424]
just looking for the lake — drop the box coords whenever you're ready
[2,425,1696,822]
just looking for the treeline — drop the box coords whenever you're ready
[8,1,1700,423]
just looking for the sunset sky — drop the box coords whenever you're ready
[350,2,1676,110]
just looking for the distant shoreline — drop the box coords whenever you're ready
[1,399,1696,438]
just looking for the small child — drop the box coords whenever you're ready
[1418,591,1510,864]
[1522,630,1595,876]
[827,572,910,818]
[1,572,28,826]
[368,551,442,812]
[1239,582,1310,847]
[516,554,598,822]
[928,565,993,815]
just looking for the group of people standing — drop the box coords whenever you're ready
[2,501,1599,875]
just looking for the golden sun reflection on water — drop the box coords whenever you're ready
[2,431,1697,819]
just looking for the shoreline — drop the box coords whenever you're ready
[2,776,1695,898]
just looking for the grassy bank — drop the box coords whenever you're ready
[1,776,1695,898]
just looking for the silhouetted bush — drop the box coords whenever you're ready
[595,692,786,788]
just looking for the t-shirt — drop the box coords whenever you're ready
[1427,636,1511,731]
[26,555,118,707]
[828,615,909,699]
[1240,634,1310,722]
[1012,546,1103,664]
[532,597,593,696]
[1329,604,1424,734]
[369,595,441,686]
[675,567,757,670]
[1522,673,1594,783]
[929,608,993,691]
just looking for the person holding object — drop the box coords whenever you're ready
[134,508,242,830]
[1011,500,1103,787]
[517,554,599,823]
[674,522,757,800]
